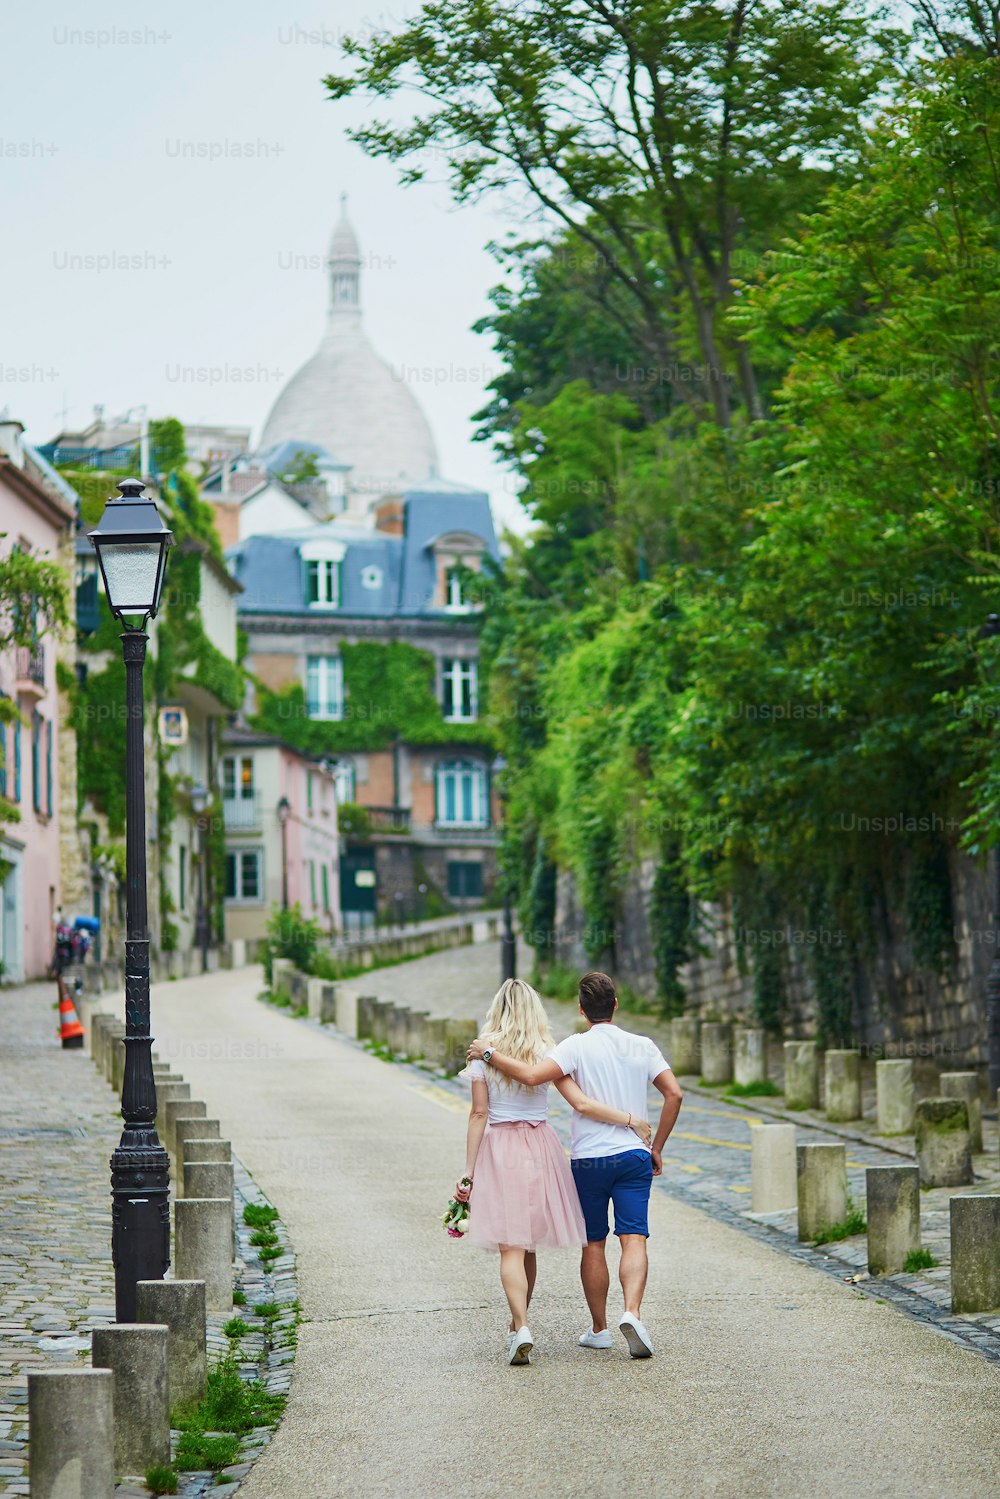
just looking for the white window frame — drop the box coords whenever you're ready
[305,656,344,720]
[436,760,489,829]
[332,759,355,804]
[442,658,478,723]
[225,847,263,902]
[306,558,339,609]
[445,566,472,613]
[222,754,255,800]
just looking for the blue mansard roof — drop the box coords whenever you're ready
[226,483,498,620]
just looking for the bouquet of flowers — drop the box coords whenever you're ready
[443,1178,472,1238]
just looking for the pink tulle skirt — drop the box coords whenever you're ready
[468,1121,587,1252]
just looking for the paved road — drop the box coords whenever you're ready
[144,960,1000,1499]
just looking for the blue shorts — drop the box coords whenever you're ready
[571,1149,653,1241]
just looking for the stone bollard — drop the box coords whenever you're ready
[182,1137,231,1168]
[271,957,293,999]
[319,984,338,1024]
[824,1050,861,1122]
[370,1000,391,1046]
[174,1119,221,1184]
[422,1016,449,1069]
[136,1279,207,1412]
[165,1099,206,1156]
[356,995,378,1040]
[335,989,358,1035]
[701,1023,733,1085]
[155,1081,191,1137]
[783,1041,820,1110]
[306,977,325,1021]
[796,1142,848,1241]
[175,1199,233,1315]
[950,1194,1000,1314]
[91,1013,112,1072]
[940,1072,982,1153]
[734,1028,767,1088]
[866,1165,920,1275]
[669,1017,701,1076]
[91,1324,170,1473]
[184,1162,235,1252]
[915,1098,973,1188]
[109,1031,127,1095]
[875,1059,915,1135]
[103,1023,124,1085]
[750,1124,797,1213]
[387,1005,411,1056]
[444,1019,478,1076]
[406,1010,430,1058]
[28,1368,114,1499]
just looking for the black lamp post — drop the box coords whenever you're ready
[492,754,517,983]
[190,782,210,975]
[277,796,291,910]
[89,477,173,1321]
[982,613,1000,1099]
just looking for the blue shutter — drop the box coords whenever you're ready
[46,720,53,815]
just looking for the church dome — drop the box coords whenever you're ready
[260,197,439,505]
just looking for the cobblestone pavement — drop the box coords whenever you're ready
[0,984,298,1498]
[338,939,1000,1361]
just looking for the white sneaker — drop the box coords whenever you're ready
[508,1325,533,1365]
[578,1328,613,1349]
[619,1313,654,1358]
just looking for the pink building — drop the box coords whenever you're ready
[221,725,340,942]
[0,420,75,981]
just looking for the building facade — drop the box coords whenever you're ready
[221,725,340,941]
[0,419,78,981]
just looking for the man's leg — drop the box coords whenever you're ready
[618,1233,649,1319]
[581,1240,611,1332]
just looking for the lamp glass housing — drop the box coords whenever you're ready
[89,479,173,621]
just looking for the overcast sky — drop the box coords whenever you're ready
[1,0,532,534]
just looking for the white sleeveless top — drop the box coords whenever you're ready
[467,1053,554,1124]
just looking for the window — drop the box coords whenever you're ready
[306,656,343,720]
[442,659,478,722]
[436,760,488,828]
[321,862,330,912]
[332,759,355,804]
[306,558,339,608]
[225,849,262,901]
[46,721,53,816]
[445,567,471,612]
[179,846,187,912]
[223,755,254,800]
[0,696,6,798]
[13,720,21,802]
[31,712,41,813]
[448,862,483,899]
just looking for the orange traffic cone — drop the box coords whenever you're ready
[58,978,85,1049]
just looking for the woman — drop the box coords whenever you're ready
[456,979,650,1366]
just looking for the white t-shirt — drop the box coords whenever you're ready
[468,1056,551,1124]
[550,1024,670,1159]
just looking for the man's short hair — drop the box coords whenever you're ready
[579,971,616,1022]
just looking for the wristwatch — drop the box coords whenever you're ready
[482,1048,494,1064]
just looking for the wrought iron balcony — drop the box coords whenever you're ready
[16,645,45,695]
[366,805,412,833]
[222,794,259,830]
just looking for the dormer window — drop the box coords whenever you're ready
[300,539,346,610]
[445,567,470,613]
[306,558,339,608]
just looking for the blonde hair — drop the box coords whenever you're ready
[480,979,553,1090]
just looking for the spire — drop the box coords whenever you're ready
[327,194,361,316]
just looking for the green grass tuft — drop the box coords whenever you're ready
[813,1204,867,1245]
[904,1247,937,1272]
[725,1079,781,1097]
[243,1203,279,1229]
[231,1287,246,1306]
[253,1300,281,1319]
[145,1466,178,1494]
[174,1430,240,1472]
[222,1317,250,1339]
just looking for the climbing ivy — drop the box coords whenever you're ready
[649,842,690,1017]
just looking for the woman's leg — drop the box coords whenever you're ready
[507,1252,538,1331]
[499,1246,530,1329]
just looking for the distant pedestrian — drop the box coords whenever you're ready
[456,979,651,1366]
[468,971,682,1359]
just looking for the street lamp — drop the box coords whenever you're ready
[277,796,291,910]
[89,477,173,1321]
[492,754,517,983]
[190,782,210,975]
[982,613,1000,1098]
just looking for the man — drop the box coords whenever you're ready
[468,970,682,1358]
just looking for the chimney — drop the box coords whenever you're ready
[374,497,405,536]
[0,418,26,468]
[213,500,241,550]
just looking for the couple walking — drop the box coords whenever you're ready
[458,971,683,1366]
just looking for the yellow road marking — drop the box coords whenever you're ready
[728,1185,752,1193]
[408,1084,468,1115]
[673,1131,752,1152]
[664,1160,703,1174]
